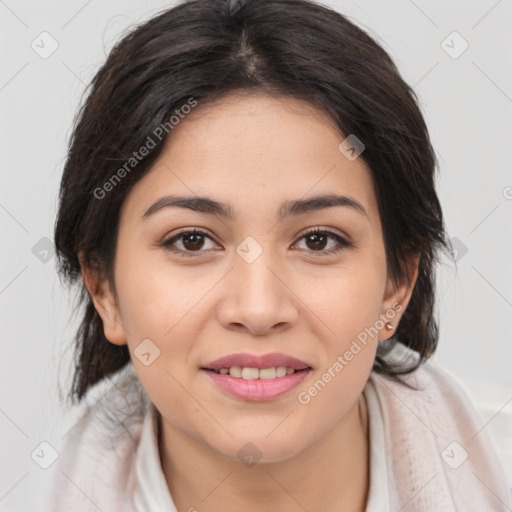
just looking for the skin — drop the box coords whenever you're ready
[82,91,419,512]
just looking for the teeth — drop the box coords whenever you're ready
[215,366,299,379]
[242,367,260,380]
[229,366,243,378]
[276,367,287,378]
[259,367,276,379]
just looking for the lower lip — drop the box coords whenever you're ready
[202,368,311,401]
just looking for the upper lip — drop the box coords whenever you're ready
[202,352,312,371]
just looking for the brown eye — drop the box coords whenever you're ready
[294,228,352,255]
[162,227,352,259]
[304,232,328,251]
[162,229,218,257]
[181,232,206,250]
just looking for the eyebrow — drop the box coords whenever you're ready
[141,193,369,222]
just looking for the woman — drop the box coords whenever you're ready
[40,0,511,510]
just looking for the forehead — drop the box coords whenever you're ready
[121,92,379,225]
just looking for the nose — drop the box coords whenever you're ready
[216,253,300,336]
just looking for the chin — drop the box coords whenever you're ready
[211,433,307,467]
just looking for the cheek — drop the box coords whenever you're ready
[114,258,207,431]
[294,274,383,438]
[115,244,205,334]
[113,248,203,370]
[300,258,386,404]
[305,260,386,344]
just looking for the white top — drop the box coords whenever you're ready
[362,377,390,511]
[131,375,389,511]
[32,342,512,512]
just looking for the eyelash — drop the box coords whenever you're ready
[161,227,352,258]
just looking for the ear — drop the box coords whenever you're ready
[79,251,127,346]
[378,253,420,341]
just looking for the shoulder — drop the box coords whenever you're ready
[369,341,498,448]
[38,363,150,512]
[371,342,501,427]
[367,342,512,510]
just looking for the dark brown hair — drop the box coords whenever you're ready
[54,0,451,404]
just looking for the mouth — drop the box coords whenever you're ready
[200,352,313,401]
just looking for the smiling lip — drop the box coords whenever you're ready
[200,352,312,401]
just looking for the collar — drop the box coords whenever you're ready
[132,402,178,511]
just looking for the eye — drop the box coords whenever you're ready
[293,228,352,255]
[162,227,352,258]
[161,229,218,257]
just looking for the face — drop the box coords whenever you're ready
[84,92,417,464]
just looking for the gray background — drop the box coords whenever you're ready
[1,0,511,510]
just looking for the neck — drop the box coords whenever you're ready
[158,393,369,512]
